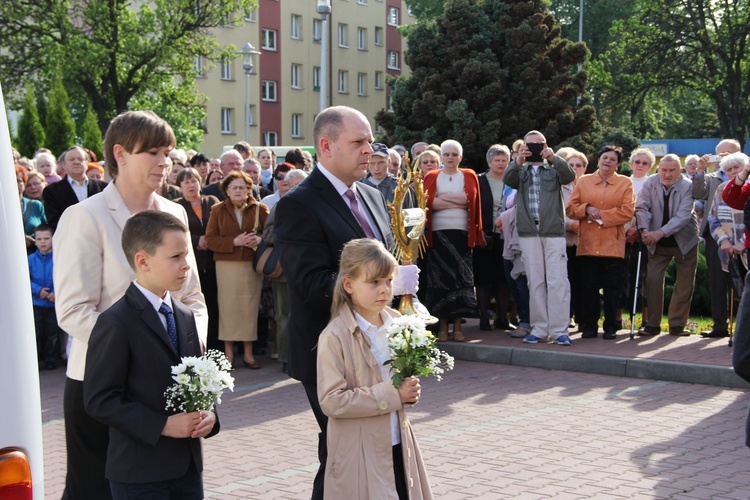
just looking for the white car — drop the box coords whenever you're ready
[0,83,45,499]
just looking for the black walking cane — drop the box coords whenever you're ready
[630,239,644,340]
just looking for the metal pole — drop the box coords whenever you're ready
[320,13,328,112]
[245,71,250,143]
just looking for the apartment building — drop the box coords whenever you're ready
[195,0,415,156]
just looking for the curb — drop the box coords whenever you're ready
[442,343,750,390]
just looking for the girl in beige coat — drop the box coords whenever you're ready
[317,239,433,500]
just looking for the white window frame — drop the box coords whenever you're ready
[387,51,399,70]
[291,64,302,89]
[375,71,383,90]
[291,114,302,138]
[313,18,322,42]
[357,27,366,51]
[338,23,348,48]
[244,8,256,22]
[262,29,278,51]
[220,56,232,80]
[248,105,255,126]
[357,73,367,96]
[262,80,278,102]
[221,108,233,134]
[313,66,321,90]
[338,70,348,94]
[263,131,278,147]
[291,14,301,40]
[388,7,399,26]
[357,0,368,4]
[195,56,205,77]
[374,27,384,46]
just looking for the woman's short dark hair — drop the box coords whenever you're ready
[273,162,296,179]
[176,167,202,187]
[190,153,210,167]
[598,145,623,163]
[219,171,253,198]
[103,110,176,179]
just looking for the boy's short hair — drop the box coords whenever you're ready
[121,211,187,270]
[34,224,53,236]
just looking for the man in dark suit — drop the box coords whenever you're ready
[275,106,416,499]
[43,146,107,229]
[83,211,218,497]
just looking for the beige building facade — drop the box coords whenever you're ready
[195,0,414,157]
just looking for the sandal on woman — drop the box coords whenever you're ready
[453,331,466,342]
[437,331,449,342]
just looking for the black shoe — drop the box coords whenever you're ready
[253,347,266,356]
[700,330,729,338]
[602,331,617,340]
[581,330,598,339]
[479,318,492,331]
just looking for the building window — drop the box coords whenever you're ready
[195,56,205,77]
[248,105,255,126]
[388,94,394,112]
[262,29,277,51]
[262,80,278,101]
[244,8,256,21]
[357,0,367,4]
[263,131,278,147]
[357,27,366,51]
[313,66,321,90]
[338,23,348,48]
[291,64,302,89]
[375,71,384,90]
[357,73,367,96]
[221,108,233,134]
[387,51,399,70]
[313,19,322,42]
[292,114,302,138]
[338,70,348,93]
[220,56,232,80]
[374,27,383,46]
[291,14,301,39]
[388,7,399,26]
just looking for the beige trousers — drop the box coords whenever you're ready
[645,244,698,329]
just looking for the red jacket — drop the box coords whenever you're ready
[721,178,750,248]
[423,168,484,248]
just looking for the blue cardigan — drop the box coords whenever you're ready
[28,249,55,308]
[21,197,47,236]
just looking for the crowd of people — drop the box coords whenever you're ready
[10,104,750,499]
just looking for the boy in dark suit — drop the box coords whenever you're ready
[84,210,219,499]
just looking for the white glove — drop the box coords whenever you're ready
[392,264,420,296]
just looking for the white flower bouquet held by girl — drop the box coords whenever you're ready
[164,349,235,412]
[384,315,455,389]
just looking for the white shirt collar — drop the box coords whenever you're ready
[67,175,88,188]
[317,162,357,196]
[133,280,172,314]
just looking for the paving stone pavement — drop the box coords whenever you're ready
[40,355,750,499]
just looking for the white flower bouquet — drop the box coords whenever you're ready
[384,315,455,389]
[164,350,235,413]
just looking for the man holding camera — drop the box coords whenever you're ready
[503,130,576,345]
[693,139,742,338]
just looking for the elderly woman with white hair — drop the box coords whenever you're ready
[420,139,483,341]
[710,153,750,269]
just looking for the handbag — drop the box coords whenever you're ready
[253,239,283,279]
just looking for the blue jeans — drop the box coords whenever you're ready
[504,258,530,328]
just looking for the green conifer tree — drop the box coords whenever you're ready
[79,104,103,161]
[15,85,46,158]
[45,76,76,156]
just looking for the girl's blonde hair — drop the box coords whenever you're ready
[331,239,398,317]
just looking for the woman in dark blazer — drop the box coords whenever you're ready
[176,168,221,351]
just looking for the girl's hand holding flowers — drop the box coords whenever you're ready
[398,376,421,406]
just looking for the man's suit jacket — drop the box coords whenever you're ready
[54,182,207,381]
[274,167,394,385]
[83,284,219,483]
[43,176,107,229]
[693,171,725,235]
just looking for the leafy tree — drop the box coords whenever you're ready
[15,85,46,158]
[0,0,256,135]
[595,0,750,146]
[79,104,103,161]
[404,0,445,21]
[46,76,76,156]
[376,0,596,168]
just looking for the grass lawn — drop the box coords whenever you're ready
[620,314,736,335]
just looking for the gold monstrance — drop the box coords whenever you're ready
[388,155,437,323]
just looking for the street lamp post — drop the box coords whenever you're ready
[316,0,331,112]
[239,42,261,143]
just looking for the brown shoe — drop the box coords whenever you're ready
[638,326,661,336]
[453,331,466,342]
[669,326,691,336]
[437,331,449,342]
